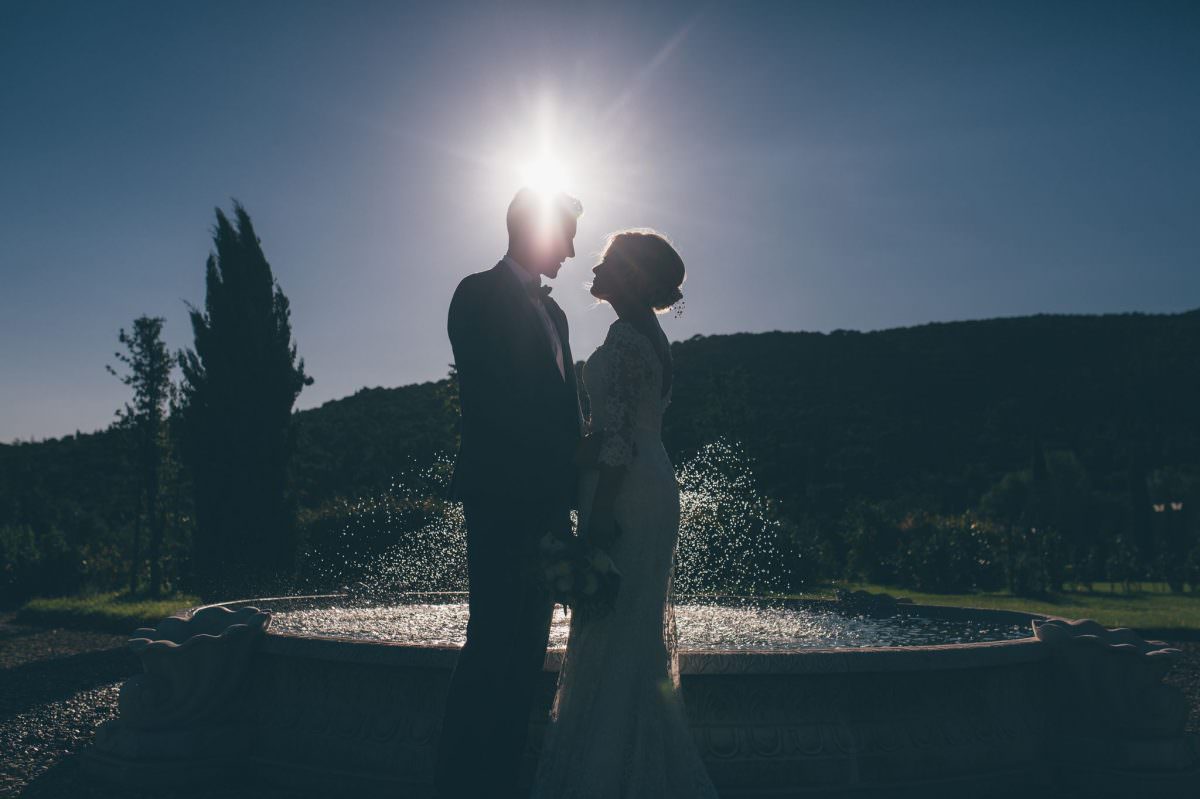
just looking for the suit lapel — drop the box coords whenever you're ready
[492,261,562,381]
[546,297,584,430]
[492,262,582,434]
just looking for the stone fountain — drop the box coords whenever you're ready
[83,590,1198,797]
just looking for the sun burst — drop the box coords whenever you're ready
[519,155,572,196]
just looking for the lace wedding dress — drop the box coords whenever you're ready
[530,319,719,799]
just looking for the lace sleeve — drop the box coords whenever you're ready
[597,324,657,467]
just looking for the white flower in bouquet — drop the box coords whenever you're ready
[582,572,600,596]
[589,550,616,575]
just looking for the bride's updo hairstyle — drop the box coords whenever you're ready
[601,229,685,313]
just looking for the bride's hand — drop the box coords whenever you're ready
[585,506,621,550]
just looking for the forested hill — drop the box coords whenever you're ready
[663,308,1200,520]
[3,308,1198,536]
[289,381,456,507]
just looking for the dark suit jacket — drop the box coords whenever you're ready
[447,260,584,512]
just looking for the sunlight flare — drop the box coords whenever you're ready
[519,154,572,196]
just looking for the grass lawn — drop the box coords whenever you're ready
[16,590,203,635]
[805,581,1200,634]
[17,582,1200,637]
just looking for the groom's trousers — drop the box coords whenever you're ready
[432,499,559,799]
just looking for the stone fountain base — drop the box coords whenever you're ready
[83,594,1199,798]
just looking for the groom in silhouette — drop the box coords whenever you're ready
[434,188,585,799]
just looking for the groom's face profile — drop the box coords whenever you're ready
[536,213,577,279]
[507,189,579,279]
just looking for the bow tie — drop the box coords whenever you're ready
[526,281,552,299]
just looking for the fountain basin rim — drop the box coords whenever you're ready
[187,592,1052,675]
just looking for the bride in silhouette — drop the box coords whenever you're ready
[530,230,718,798]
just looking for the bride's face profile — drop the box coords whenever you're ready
[589,256,637,305]
[592,231,684,314]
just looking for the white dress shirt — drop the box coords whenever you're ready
[503,255,566,380]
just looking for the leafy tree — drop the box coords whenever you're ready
[438,365,462,451]
[107,315,174,596]
[980,449,1092,594]
[178,202,312,600]
[1147,467,1199,592]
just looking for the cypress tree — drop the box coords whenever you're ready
[178,201,312,600]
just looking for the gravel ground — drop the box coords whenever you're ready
[1164,640,1200,736]
[1,610,1197,798]
[0,612,295,799]
[0,612,129,798]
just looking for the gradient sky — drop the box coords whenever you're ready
[2,0,1198,442]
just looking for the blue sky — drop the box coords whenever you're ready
[2,1,1197,441]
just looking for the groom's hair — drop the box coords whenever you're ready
[506,187,583,242]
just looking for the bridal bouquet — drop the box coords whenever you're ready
[539,531,622,618]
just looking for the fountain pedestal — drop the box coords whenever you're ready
[82,605,271,788]
[1034,618,1200,794]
